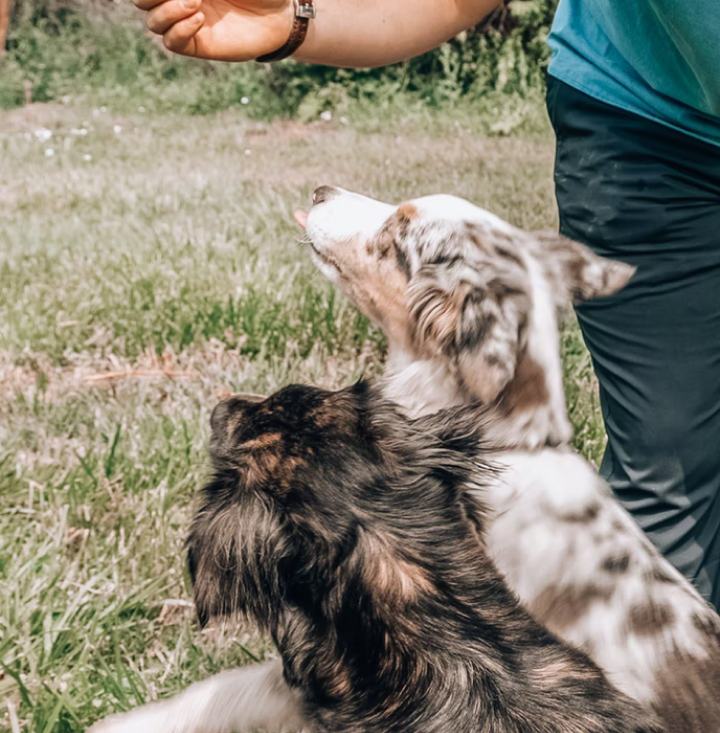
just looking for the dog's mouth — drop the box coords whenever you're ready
[294,211,308,229]
[294,209,342,275]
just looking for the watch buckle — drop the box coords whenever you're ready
[294,0,316,19]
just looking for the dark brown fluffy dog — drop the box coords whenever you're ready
[184,380,661,733]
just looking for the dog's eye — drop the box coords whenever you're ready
[426,254,463,267]
[393,242,411,278]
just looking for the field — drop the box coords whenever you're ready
[0,99,605,732]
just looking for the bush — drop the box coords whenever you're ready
[0,0,557,115]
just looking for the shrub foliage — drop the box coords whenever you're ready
[0,0,557,114]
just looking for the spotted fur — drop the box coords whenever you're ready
[304,187,720,733]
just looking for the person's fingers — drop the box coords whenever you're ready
[133,0,170,12]
[146,0,202,35]
[162,12,205,55]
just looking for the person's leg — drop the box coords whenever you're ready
[546,76,720,609]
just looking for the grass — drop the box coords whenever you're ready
[0,96,605,732]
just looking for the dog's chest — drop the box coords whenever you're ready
[477,449,635,614]
[382,357,465,419]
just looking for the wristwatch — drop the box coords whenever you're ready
[256,0,316,63]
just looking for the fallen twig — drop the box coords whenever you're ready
[85,369,199,382]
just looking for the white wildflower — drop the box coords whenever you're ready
[70,128,88,136]
[244,149,252,155]
[320,110,333,122]
[34,127,52,142]
[241,97,249,105]
[45,148,55,157]
[113,124,122,135]
[83,154,92,162]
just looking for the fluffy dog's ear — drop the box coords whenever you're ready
[186,496,241,628]
[534,232,635,303]
[408,266,530,404]
[186,474,282,629]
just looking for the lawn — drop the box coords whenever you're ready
[0,99,604,732]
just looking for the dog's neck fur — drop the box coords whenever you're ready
[384,252,572,450]
[383,327,571,451]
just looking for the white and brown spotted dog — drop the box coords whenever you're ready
[298,186,720,733]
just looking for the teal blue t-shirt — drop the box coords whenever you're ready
[547,0,720,147]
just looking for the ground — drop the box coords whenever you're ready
[0,100,605,732]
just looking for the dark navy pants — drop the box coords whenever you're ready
[546,77,720,610]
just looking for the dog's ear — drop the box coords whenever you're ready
[534,232,635,303]
[186,496,241,628]
[407,266,529,404]
[186,474,283,629]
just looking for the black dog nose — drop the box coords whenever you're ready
[312,185,338,205]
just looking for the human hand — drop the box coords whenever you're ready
[133,0,294,61]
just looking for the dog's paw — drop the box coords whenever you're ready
[86,715,126,733]
[87,710,160,733]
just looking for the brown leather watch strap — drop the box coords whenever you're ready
[256,0,315,63]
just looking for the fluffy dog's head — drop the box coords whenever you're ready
[302,187,634,445]
[187,381,485,631]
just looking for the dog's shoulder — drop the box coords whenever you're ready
[482,446,720,710]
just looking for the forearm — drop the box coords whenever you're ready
[294,0,502,67]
